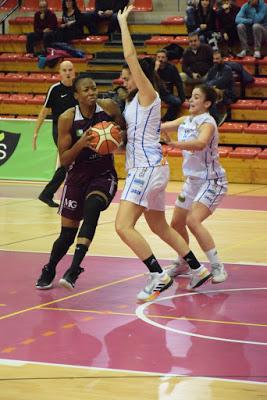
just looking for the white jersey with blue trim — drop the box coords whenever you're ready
[124,92,163,170]
[178,112,226,180]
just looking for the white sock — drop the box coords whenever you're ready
[205,248,221,266]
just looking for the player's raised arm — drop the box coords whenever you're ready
[117,5,156,106]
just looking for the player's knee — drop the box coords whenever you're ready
[115,219,128,240]
[78,194,106,241]
[186,214,199,233]
[57,226,78,247]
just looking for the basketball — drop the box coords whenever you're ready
[89,121,122,155]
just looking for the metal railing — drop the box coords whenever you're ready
[0,0,22,35]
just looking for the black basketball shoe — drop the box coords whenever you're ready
[59,266,84,290]
[36,265,56,289]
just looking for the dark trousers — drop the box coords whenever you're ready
[39,124,66,200]
[26,32,43,54]
[161,94,182,122]
[39,166,66,200]
[85,11,120,34]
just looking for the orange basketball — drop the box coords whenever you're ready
[90,121,122,155]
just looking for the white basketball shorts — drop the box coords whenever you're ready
[175,176,228,212]
[121,164,169,211]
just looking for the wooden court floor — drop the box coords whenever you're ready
[0,179,267,399]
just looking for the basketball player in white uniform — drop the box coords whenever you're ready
[161,84,228,283]
[115,6,212,302]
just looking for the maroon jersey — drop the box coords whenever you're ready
[68,103,116,176]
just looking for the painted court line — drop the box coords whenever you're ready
[0,358,267,386]
[41,306,267,328]
[0,273,144,321]
[136,288,267,346]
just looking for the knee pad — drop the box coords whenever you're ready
[78,194,106,241]
[56,226,78,248]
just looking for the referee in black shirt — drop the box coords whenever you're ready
[33,60,77,207]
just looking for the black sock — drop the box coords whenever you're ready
[70,244,88,270]
[47,231,77,270]
[183,251,201,270]
[143,254,163,273]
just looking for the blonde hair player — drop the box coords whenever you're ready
[115,6,212,303]
[161,84,228,284]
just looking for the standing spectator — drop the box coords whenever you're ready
[44,0,84,49]
[216,0,240,55]
[206,49,235,124]
[26,0,57,56]
[33,61,77,207]
[181,32,213,87]
[87,0,134,35]
[236,0,267,58]
[155,49,185,121]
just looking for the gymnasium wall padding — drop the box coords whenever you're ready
[0,119,57,181]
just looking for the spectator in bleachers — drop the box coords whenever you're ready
[185,0,199,33]
[180,32,213,87]
[154,49,185,121]
[43,0,84,49]
[186,0,218,46]
[235,0,267,58]
[86,0,134,35]
[216,0,240,55]
[26,0,57,56]
[206,49,235,124]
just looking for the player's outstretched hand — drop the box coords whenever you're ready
[117,4,134,25]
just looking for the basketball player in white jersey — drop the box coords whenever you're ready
[161,84,228,283]
[115,6,212,302]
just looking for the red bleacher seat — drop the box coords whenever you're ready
[22,73,48,83]
[218,146,233,157]
[145,36,174,45]
[0,0,17,11]
[0,94,10,101]
[231,99,262,109]
[72,36,108,44]
[173,36,189,46]
[257,148,267,159]
[244,123,267,134]
[219,122,247,133]
[252,77,267,87]
[21,0,39,11]
[27,95,46,104]
[161,16,184,25]
[4,94,33,104]
[0,72,22,82]
[229,147,262,159]
[133,0,153,11]
[259,100,267,110]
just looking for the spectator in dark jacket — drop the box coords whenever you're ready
[206,49,235,124]
[87,0,134,35]
[181,32,213,85]
[155,49,185,121]
[26,0,57,56]
[188,0,217,43]
[216,0,240,54]
[43,0,84,49]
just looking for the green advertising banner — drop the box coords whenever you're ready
[0,119,57,181]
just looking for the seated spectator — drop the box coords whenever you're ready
[180,32,213,88]
[206,49,236,124]
[185,0,199,33]
[216,0,240,55]
[26,0,57,56]
[235,0,267,58]
[154,49,185,121]
[44,0,84,49]
[187,0,218,45]
[86,0,134,35]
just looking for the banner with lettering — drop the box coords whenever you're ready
[0,119,57,181]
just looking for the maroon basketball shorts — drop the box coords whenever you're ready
[59,169,118,221]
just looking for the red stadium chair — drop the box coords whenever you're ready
[21,0,39,11]
[244,123,267,134]
[22,73,48,82]
[145,36,175,45]
[257,148,267,159]
[219,122,247,133]
[4,94,33,104]
[133,0,153,11]
[167,147,183,157]
[161,16,185,25]
[0,0,17,11]
[27,95,46,104]
[231,99,262,109]
[229,147,262,159]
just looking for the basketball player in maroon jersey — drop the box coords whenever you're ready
[36,73,125,290]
